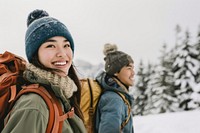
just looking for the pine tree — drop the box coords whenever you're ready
[194,25,200,83]
[172,30,199,110]
[166,45,182,112]
[190,26,200,108]
[133,60,148,116]
[142,63,157,115]
[149,44,178,114]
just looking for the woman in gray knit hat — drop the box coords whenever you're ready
[95,43,135,133]
[2,9,86,133]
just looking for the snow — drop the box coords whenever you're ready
[133,110,200,133]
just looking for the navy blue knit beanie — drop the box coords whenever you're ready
[25,9,74,62]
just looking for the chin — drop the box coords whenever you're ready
[129,82,134,86]
[54,71,67,77]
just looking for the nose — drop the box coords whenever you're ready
[56,47,66,57]
[132,69,135,76]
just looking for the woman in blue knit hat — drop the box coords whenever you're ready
[2,9,87,133]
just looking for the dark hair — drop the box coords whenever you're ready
[31,54,84,121]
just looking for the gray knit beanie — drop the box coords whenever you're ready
[103,43,133,76]
[25,9,74,62]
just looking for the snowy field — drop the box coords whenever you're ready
[133,110,200,133]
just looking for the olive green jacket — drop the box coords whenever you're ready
[2,64,87,133]
[2,92,86,133]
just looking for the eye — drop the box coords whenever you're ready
[46,44,55,48]
[127,67,132,70]
[126,65,134,70]
[64,43,70,48]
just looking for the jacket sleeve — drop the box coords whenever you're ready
[97,92,125,133]
[2,93,49,133]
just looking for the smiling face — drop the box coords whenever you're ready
[38,36,73,76]
[114,63,135,87]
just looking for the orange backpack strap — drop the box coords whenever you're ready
[8,84,74,133]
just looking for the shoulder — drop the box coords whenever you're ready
[3,93,49,133]
[99,91,124,106]
[101,91,123,100]
[13,92,49,115]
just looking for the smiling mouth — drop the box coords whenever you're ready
[53,61,67,66]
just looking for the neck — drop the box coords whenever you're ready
[113,76,129,91]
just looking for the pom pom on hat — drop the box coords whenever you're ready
[103,43,133,75]
[27,9,49,27]
[103,43,118,56]
[25,9,74,62]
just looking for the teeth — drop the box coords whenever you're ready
[54,62,66,65]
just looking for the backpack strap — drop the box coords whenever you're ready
[115,92,131,130]
[7,84,74,133]
[111,77,132,129]
[87,78,95,133]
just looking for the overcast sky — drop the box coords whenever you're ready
[1,0,200,66]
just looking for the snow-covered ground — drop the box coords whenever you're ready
[133,110,200,133]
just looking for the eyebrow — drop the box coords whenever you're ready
[127,64,134,67]
[45,39,68,43]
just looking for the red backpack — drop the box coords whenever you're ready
[0,51,74,133]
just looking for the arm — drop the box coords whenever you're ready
[2,93,49,133]
[97,92,125,133]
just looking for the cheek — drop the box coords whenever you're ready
[116,72,125,81]
[38,50,52,64]
[118,71,130,81]
[67,49,73,59]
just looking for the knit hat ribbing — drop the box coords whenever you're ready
[103,43,133,75]
[25,9,74,62]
